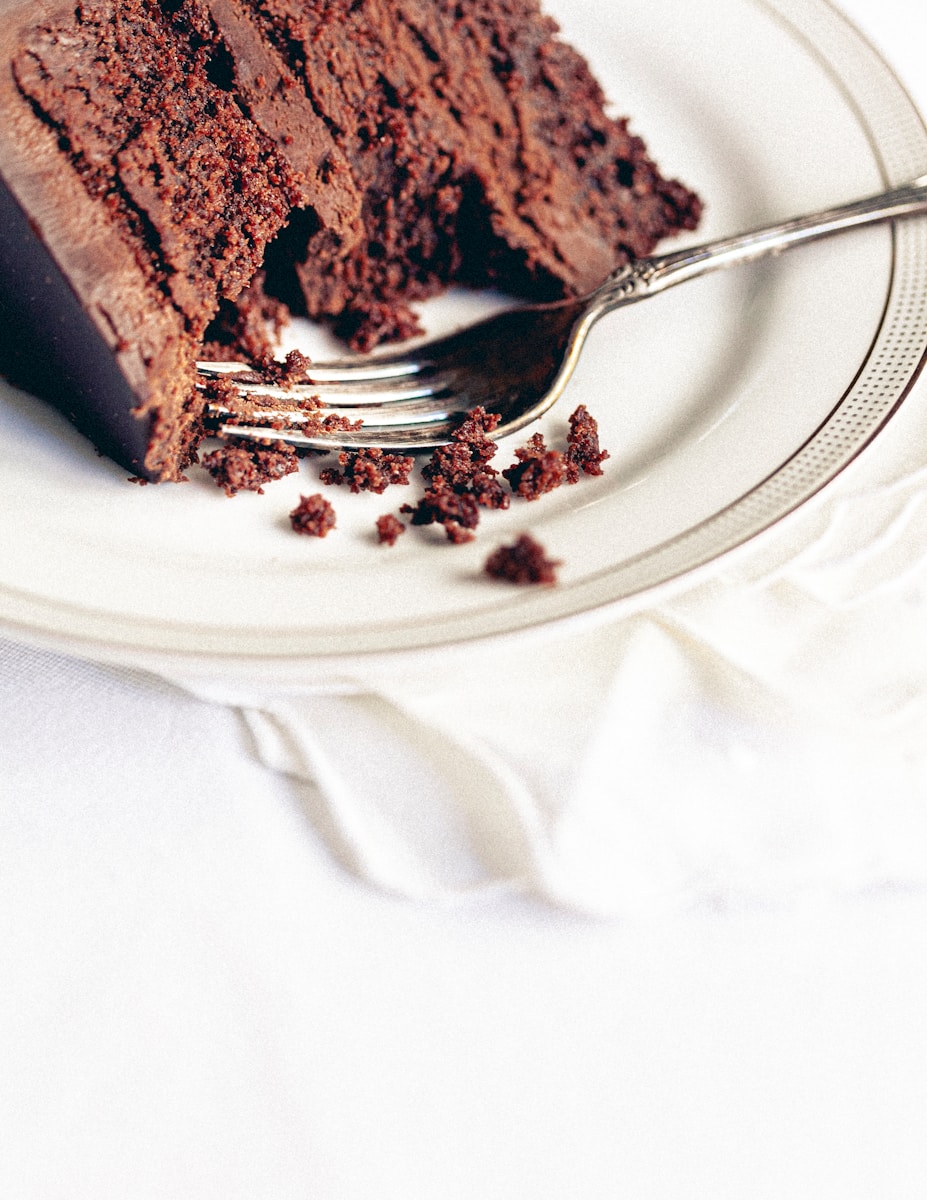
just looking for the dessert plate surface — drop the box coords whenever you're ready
[2,0,927,678]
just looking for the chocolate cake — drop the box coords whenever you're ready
[0,0,701,482]
[289,491,337,536]
[484,533,560,584]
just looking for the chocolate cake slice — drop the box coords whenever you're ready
[0,0,701,481]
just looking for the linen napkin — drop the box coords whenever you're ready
[4,357,927,918]
[163,370,927,916]
[5,384,927,918]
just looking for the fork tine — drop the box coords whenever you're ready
[213,416,458,451]
[196,378,449,407]
[196,355,429,385]
[195,359,450,407]
[244,379,447,405]
[207,391,462,426]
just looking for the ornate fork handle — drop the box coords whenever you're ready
[592,175,927,316]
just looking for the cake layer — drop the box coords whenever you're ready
[0,0,701,481]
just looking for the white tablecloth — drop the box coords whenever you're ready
[3,2,927,1196]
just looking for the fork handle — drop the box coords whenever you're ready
[592,175,927,314]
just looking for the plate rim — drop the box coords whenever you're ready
[2,0,927,674]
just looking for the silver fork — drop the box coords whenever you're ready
[200,176,927,451]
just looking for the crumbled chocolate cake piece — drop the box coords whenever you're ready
[278,350,314,384]
[465,470,511,511]
[444,521,477,545]
[402,478,482,541]
[201,438,299,496]
[289,493,337,537]
[375,513,406,546]
[566,404,609,481]
[484,533,561,585]
[502,432,568,500]
[0,0,700,480]
[223,347,317,387]
[417,407,510,522]
[319,447,414,493]
[423,408,503,486]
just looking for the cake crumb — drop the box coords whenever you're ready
[289,493,337,537]
[409,406,509,535]
[502,432,567,500]
[484,533,561,585]
[401,477,481,541]
[320,447,414,493]
[444,521,476,545]
[201,438,299,495]
[423,407,502,488]
[278,349,313,382]
[244,348,314,386]
[376,513,406,545]
[466,469,510,510]
[566,404,609,480]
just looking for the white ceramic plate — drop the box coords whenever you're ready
[2,0,927,677]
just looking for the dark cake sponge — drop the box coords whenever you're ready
[0,0,701,481]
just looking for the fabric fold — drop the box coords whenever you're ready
[11,365,927,918]
[238,694,543,902]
